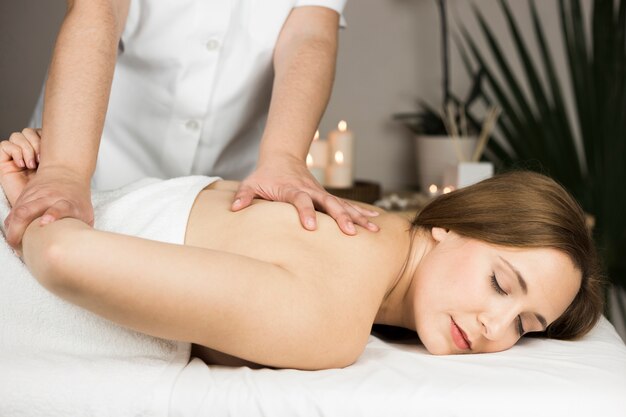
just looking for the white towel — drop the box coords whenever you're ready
[0,175,219,417]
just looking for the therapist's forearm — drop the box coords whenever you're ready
[38,2,125,179]
[258,24,338,165]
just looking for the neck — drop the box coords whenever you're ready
[374,227,432,331]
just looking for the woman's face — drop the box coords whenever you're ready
[412,227,581,355]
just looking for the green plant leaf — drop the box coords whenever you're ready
[526,0,584,194]
[459,23,532,158]
[458,0,626,290]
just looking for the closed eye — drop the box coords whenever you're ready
[491,274,525,336]
[516,316,525,336]
[490,273,507,295]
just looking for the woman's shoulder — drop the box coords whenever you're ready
[300,210,412,312]
[205,179,240,192]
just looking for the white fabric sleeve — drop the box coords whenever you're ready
[294,0,348,27]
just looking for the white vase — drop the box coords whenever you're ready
[415,135,478,193]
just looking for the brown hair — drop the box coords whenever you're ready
[412,170,604,340]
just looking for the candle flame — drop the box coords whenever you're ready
[429,184,438,193]
[443,186,454,194]
[334,151,344,164]
[306,153,313,167]
[313,130,320,141]
[338,120,347,132]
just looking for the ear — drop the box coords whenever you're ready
[431,227,450,243]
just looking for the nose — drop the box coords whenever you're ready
[478,307,518,341]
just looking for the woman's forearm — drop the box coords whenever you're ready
[20,218,353,369]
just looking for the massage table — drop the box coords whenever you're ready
[1,179,625,416]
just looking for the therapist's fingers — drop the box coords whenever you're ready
[340,200,380,232]
[286,189,318,231]
[5,197,52,248]
[347,202,380,218]
[314,192,379,235]
[231,184,256,211]
[39,199,76,225]
[314,193,359,235]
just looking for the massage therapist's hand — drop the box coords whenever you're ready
[231,156,380,236]
[3,130,94,250]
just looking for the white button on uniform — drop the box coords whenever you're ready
[185,120,200,131]
[205,39,220,51]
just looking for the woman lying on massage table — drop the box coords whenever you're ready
[0,131,604,370]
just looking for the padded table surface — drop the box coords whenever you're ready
[169,317,626,417]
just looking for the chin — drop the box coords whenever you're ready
[423,343,452,355]
[416,328,452,355]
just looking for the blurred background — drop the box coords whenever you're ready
[1,0,625,339]
[0,0,577,190]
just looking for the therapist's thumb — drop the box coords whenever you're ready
[40,199,94,227]
[39,200,74,225]
[231,186,254,211]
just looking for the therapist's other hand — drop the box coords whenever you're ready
[231,156,379,236]
[3,133,94,250]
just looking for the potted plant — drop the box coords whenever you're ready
[394,0,486,192]
[456,0,626,323]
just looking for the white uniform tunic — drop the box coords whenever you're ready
[30,0,346,190]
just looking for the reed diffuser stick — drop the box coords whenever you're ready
[445,102,466,162]
[460,104,468,138]
[471,106,501,162]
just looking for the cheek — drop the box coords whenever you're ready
[480,335,520,354]
[418,249,486,306]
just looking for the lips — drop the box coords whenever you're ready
[450,318,472,351]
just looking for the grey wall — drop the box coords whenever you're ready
[320,0,589,190]
[0,1,65,138]
[0,0,584,190]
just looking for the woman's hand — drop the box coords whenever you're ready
[2,128,94,251]
[231,156,379,235]
[0,128,41,207]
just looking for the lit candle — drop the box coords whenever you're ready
[328,121,354,167]
[308,130,328,168]
[326,150,352,188]
[327,120,355,188]
[307,153,326,184]
[307,130,329,185]
[428,184,439,198]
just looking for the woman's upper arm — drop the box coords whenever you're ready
[37,219,351,369]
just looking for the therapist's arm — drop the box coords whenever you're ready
[3,0,130,249]
[231,6,379,236]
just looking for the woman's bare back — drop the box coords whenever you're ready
[184,180,411,367]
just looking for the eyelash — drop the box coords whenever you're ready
[490,273,525,336]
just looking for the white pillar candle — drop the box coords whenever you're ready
[327,121,354,188]
[328,121,354,167]
[306,153,326,184]
[307,130,328,185]
[326,150,353,188]
[308,130,329,168]
[428,184,439,198]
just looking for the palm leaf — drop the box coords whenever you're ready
[458,0,626,290]
[459,23,532,158]
[528,0,586,201]
[499,0,582,192]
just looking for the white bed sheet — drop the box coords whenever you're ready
[169,316,626,417]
